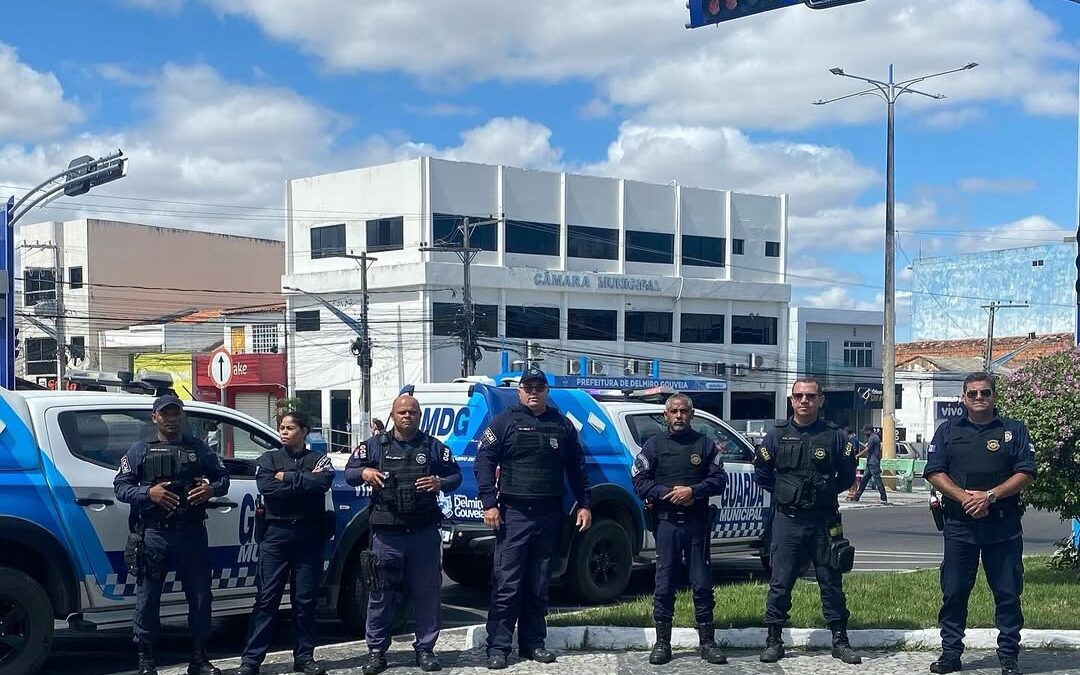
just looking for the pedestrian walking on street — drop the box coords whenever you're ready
[345,394,463,674]
[631,394,729,666]
[474,367,592,670]
[235,412,335,675]
[113,395,230,675]
[753,377,861,665]
[924,373,1036,675]
[851,424,888,504]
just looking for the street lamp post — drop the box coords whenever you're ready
[814,63,977,465]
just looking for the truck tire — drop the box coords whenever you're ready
[0,567,53,675]
[563,519,632,605]
[443,554,492,588]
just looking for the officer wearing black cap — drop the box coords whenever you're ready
[113,395,229,675]
[475,366,592,670]
[753,377,859,665]
[632,393,728,666]
[236,411,334,675]
[923,373,1036,675]
[345,394,462,675]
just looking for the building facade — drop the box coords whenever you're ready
[911,241,1076,341]
[283,158,793,442]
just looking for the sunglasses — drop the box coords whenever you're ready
[520,384,548,393]
[965,388,994,400]
[791,393,820,401]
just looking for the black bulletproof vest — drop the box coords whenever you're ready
[772,421,838,511]
[263,449,326,521]
[943,421,1020,519]
[370,433,440,528]
[653,431,710,487]
[140,442,204,520]
[498,413,566,499]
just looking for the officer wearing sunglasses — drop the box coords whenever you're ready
[923,373,1036,675]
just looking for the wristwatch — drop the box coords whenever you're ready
[986,490,998,504]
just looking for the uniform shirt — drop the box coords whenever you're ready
[113,434,230,522]
[255,446,335,519]
[474,404,591,511]
[923,415,1036,544]
[753,418,856,496]
[343,430,463,493]
[631,429,728,511]
[864,432,882,466]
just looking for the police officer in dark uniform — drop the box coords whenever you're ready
[236,411,334,675]
[753,377,859,665]
[631,394,728,666]
[113,395,230,675]
[923,373,1036,675]
[345,394,462,674]
[475,367,592,670]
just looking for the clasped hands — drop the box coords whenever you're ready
[961,489,991,518]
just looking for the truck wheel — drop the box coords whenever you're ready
[338,549,410,635]
[564,519,632,605]
[443,554,492,588]
[0,568,53,675]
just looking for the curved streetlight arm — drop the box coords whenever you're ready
[9,158,128,227]
[829,69,889,90]
[11,150,123,216]
[814,86,888,106]
[895,63,978,90]
[896,85,947,101]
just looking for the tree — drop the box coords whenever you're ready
[275,396,304,423]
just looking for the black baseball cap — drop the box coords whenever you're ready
[519,366,548,386]
[153,394,184,413]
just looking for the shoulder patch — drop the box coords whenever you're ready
[927,444,936,454]
[844,442,853,457]
[313,455,333,472]
[631,453,649,477]
[757,446,771,462]
[480,427,497,448]
[119,456,131,475]
[441,447,452,463]
[354,443,368,461]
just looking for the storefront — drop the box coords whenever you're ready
[194,352,287,427]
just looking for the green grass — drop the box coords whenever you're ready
[550,557,1079,629]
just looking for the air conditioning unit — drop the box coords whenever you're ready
[589,360,606,376]
[567,359,582,375]
[715,362,727,376]
[730,364,747,377]
[625,359,640,375]
[697,362,712,375]
[748,353,764,370]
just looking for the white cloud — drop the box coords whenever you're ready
[403,102,480,118]
[401,117,564,171]
[958,177,1038,194]
[920,107,987,131]
[800,286,882,312]
[951,215,1071,254]
[789,200,939,254]
[0,43,83,141]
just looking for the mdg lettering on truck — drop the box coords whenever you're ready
[0,383,381,675]
[400,374,770,604]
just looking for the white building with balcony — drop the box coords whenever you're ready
[283,158,793,439]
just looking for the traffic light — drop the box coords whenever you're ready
[63,156,95,197]
[686,0,866,28]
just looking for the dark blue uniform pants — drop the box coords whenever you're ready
[485,503,562,654]
[764,510,849,626]
[939,535,1024,661]
[366,525,442,653]
[854,462,887,501]
[133,522,212,647]
[653,516,714,624]
[241,522,325,666]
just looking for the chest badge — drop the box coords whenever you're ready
[415,453,427,464]
[986,440,1000,452]
[1004,431,1013,443]
[690,454,702,465]
[814,447,827,461]
[188,453,198,462]
[549,437,559,450]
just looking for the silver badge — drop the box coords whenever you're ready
[416,453,427,464]
[188,453,198,462]
[549,437,559,449]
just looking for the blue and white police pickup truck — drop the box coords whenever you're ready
[400,375,770,606]
[0,387,380,675]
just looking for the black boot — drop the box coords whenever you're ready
[760,624,785,663]
[697,623,728,665]
[1000,657,1021,675]
[416,650,442,672]
[830,622,862,665]
[362,651,388,675]
[649,622,672,665]
[929,654,963,674]
[186,646,221,675]
[136,645,158,675]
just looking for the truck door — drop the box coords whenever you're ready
[689,414,770,544]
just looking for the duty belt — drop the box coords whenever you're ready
[656,510,705,524]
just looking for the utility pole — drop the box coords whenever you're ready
[20,240,65,390]
[814,61,977,465]
[421,216,499,377]
[331,252,377,440]
[982,302,1029,372]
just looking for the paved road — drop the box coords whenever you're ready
[40,502,1070,675]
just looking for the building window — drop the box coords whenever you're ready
[252,324,279,353]
[506,306,560,339]
[568,309,617,341]
[295,310,320,332]
[69,336,86,362]
[625,311,673,342]
[68,266,84,290]
[26,337,57,375]
[765,241,781,258]
[732,239,745,255]
[805,340,828,378]
[295,390,323,431]
[682,235,725,268]
[366,217,404,252]
[23,268,56,307]
[844,340,873,368]
[432,303,498,337]
[310,223,346,259]
[731,315,777,345]
[680,313,725,344]
[626,231,674,264]
[567,225,618,260]
[432,213,497,251]
[506,220,559,256]
[730,391,775,420]
[1032,259,1044,267]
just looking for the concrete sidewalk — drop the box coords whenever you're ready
[839,488,928,510]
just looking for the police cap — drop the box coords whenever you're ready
[520,366,547,386]
[153,394,184,413]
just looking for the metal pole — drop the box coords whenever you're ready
[53,238,64,392]
[360,252,371,437]
[461,216,476,377]
[882,65,897,464]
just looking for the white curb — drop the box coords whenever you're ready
[463,625,1080,651]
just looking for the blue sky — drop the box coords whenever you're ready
[1,0,1077,339]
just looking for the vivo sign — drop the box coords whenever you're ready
[935,401,966,421]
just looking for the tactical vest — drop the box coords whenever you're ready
[498,414,566,499]
[770,420,839,512]
[942,420,1020,520]
[369,433,441,528]
[263,449,327,521]
[140,442,204,521]
[653,431,710,487]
